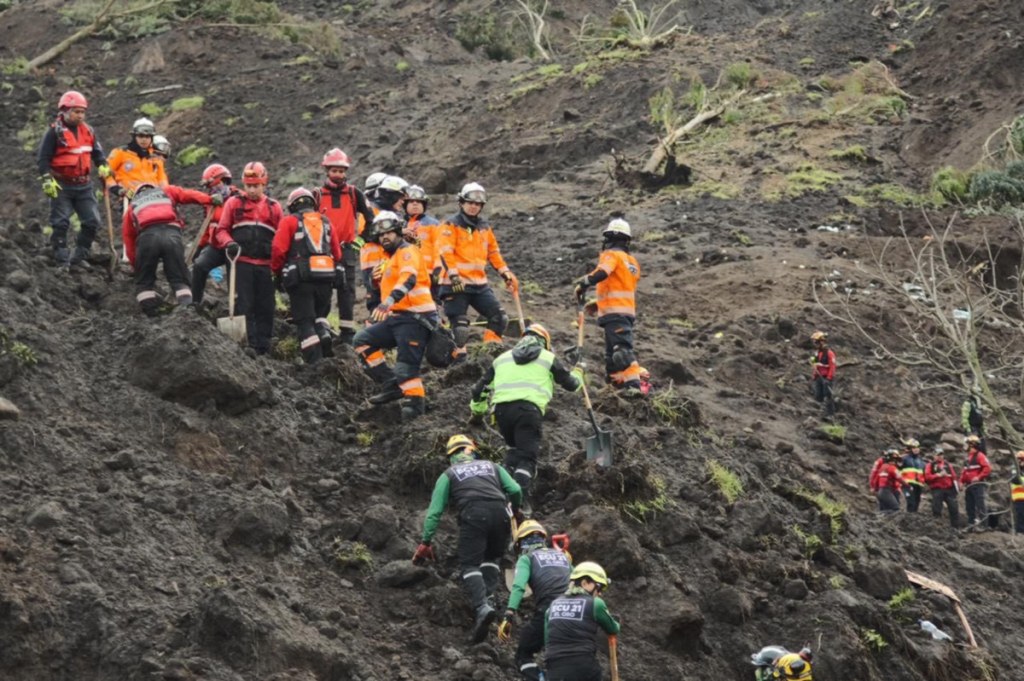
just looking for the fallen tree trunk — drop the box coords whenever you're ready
[642,89,747,176]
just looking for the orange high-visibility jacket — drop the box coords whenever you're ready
[436,212,509,286]
[106,145,168,193]
[380,242,436,314]
[590,247,640,318]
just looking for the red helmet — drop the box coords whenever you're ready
[321,148,352,168]
[201,163,232,187]
[242,162,268,185]
[58,91,88,110]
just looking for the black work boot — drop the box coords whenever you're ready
[461,570,495,643]
[369,381,404,405]
[69,246,91,267]
[472,603,497,644]
[400,396,425,422]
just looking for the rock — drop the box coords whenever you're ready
[663,595,704,657]
[132,41,165,73]
[702,584,752,624]
[223,501,292,556]
[783,578,810,600]
[569,504,646,578]
[563,108,581,121]
[776,317,797,339]
[377,560,431,588]
[4,270,31,293]
[853,559,908,600]
[0,397,21,421]
[316,478,341,492]
[358,504,399,550]
[103,449,136,471]
[26,501,66,529]
[124,318,272,415]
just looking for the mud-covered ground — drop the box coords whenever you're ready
[1,1,1024,680]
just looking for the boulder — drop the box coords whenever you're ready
[377,561,431,588]
[663,594,704,657]
[701,584,752,625]
[853,559,908,600]
[0,397,21,421]
[26,501,66,529]
[357,504,400,550]
[568,504,646,578]
[223,501,292,556]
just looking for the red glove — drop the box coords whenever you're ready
[412,542,435,565]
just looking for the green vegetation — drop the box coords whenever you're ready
[332,539,373,570]
[272,336,300,361]
[931,166,970,203]
[622,475,670,522]
[456,11,520,61]
[17,102,49,152]
[724,62,757,89]
[601,0,684,50]
[170,96,204,112]
[819,422,846,443]
[731,230,753,247]
[650,386,695,426]
[356,432,374,447]
[829,145,869,163]
[791,524,823,559]
[508,64,565,100]
[818,61,910,124]
[641,230,666,242]
[764,164,841,201]
[395,60,410,73]
[968,164,1024,208]
[682,179,742,200]
[829,574,846,589]
[887,587,916,611]
[667,317,694,328]
[861,628,888,651]
[707,460,743,504]
[793,488,847,539]
[850,182,932,208]
[176,144,213,167]
[138,102,164,117]
[0,58,29,75]
[0,329,38,368]
[799,57,816,69]
[519,280,544,296]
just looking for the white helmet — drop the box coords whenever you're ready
[459,182,486,204]
[603,218,632,239]
[152,135,170,155]
[379,175,409,193]
[364,172,387,192]
[371,210,403,237]
[132,117,156,135]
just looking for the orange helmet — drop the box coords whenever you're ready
[58,90,88,110]
[810,331,827,342]
[322,148,352,168]
[201,163,232,187]
[524,323,551,350]
[242,162,268,185]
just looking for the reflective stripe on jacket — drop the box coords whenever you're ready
[593,248,640,317]
[381,242,435,313]
[490,348,556,413]
[49,122,95,180]
[436,212,509,285]
[106,146,167,192]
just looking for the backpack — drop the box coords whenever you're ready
[421,318,457,368]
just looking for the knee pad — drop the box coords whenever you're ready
[611,345,636,372]
[487,310,509,337]
[452,316,471,346]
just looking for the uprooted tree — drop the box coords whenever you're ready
[814,212,1024,447]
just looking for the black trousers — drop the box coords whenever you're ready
[235,262,275,354]
[495,401,544,504]
[287,280,333,364]
[515,600,553,681]
[191,245,226,304]
[877,488,900,513]
[931,488,959,527]
[335,244,358,340]
[546,655,602,681]
[134,225,192,314]
[1015,501,1024,534]
[904,484,922,513]
[965,484,987,524]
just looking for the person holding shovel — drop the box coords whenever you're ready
[470,323,583,514]
[498,520,572,681]
[412,434,522,644]
[435,182,518,364]
[190,164,239,306]
[214,162,283,355]
[122,182,215,315]
[271,188,342,364]
[574,218,643,394]
[37,90,110,266]
[544,561,620,681]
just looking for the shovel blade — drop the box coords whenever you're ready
[585,429,614,467]
[217,315,248,344]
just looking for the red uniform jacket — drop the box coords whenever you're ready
[271,211,342,275]
[198,187,242,249]
[122,185,211,267]
[924,460,958,490]
[872,462,902,492]
[812,348,836,381]
[214,194,283,267]
[960,448,991,486]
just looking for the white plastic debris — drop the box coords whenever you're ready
[919,620,952,642]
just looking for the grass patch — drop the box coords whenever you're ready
[791,524,823,559]
[170,96,205,112]
[731,230,753,247]
[829,574,846,589]
[272,336,300,361]
[16,101,49,152]
[395,60,410,72]
[707,460,742,504]
[931,166,970,204]
[622,475,670,522]
[793,488,847,539]
[682,179,742,200]
[332,539,373,571]
[356,432,374,447]
[176,144,213,167]
[819,422,846,443]
[850,182,931,207]
[887,587,916,611]
[764,164,841,200]
[667,317,694,329]
[1,57,29,75]
[724,61,758,89]
[861,628,888,652]
[138,101,164,117]
[519,280,544,296]
[650,386,695,426]
[455,11,521,61]
[641,230,666,242]
[829,145,869,163]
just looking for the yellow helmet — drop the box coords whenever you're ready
[1015,450,1024,460]
[524,323,551,351]
[965,434,981,445]
[810,331,827,342]
[902,437,920,448]
[446,434,476,457]
[515,519,547,542]
[569,561,609,587]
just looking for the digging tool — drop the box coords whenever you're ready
[609,634,620,681]
[905,570,977,648]
[216,250,247,343]
[186,207,215,265]
[504,504,532,595]
[103,186,117,279]
[565,302,586,366]
[470,317,526,327]
[511,286,526,335]
[581,375,614,467]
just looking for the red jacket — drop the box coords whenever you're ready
[122,185,211,267]
[49,120,97,181]
[812,348,836,380]
[319,182,358,246]
[924,460,958,490]
[271,211,342,275]
[960,448,991,485]
[869,457,884,492]
[214,194,283,266]
[198,187,242,249]
[872,462,902,492]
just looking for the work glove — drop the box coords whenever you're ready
[470,397,489,417]
[108,184,123,201]
[574,277,589,303]
[97,164,112,179]
[502,270,518,293]
[372,261,386,284]
[584,298,598,316]
[497,611,515,642]
[210,193,224,207]
[40,174,60,199]
[354,236,365,249]
[571,366,586,386]
[334,266,347,291]
[225,242,241,259]
[370,303,391,323]
[412,542,435,565]
[449,273,465,294]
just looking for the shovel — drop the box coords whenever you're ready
[609,634,620,681]
[581,376,614,467]
[511,285,527,335]
[186,207,215,265]
[103,187,117,279]
[217,250,248,343]
[565,302,586,366]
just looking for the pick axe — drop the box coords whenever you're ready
[103,186,117,279]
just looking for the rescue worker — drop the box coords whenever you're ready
[213,162,283,355]
[353,211,437,421]
[272,188,342,364]
[544,562,620,681]
[751,646,789,681]
[318,148,376,345]
[37,90,110,265]
[404,184,442,300]
[924,446,959,528]
[870,448,902,513]
[808,331,836,418]
[413,434,523,643]
[363,171,387,203]
[1010,451,1024,533]
[899,438,926,513]
[152,135,170,171]
[773,650,813,680]
[574,218,643,393]
[960,434,992,527]
[470,323,584,513]
[961,393,984,437]
[436,182,518,362]
[122,182,215,315]
[498,520,572,681]
[190,164,239,305]
[361,175,407,315]
[106,117,168,200]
